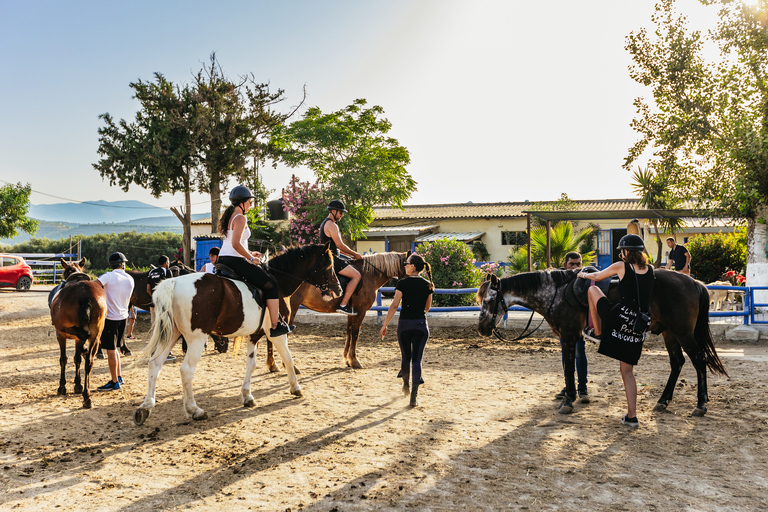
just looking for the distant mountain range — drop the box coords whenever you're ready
[0,200,211,247]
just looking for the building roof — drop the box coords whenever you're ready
[372,199,643,220]
[362,225,438,237]
[415,231,485,243]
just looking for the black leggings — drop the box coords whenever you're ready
[218,256,279,300]
[396,318,429,386]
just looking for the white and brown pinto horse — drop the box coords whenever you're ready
[49,258,107,409]
[133,244,341,425]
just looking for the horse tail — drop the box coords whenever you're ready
[134,279,177,367]
[695,282,729,377]
[73,296,92,342]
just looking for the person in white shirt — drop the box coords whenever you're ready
[202,246,219,274]
[96,252,135,391]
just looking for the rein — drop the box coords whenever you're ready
[489,279,560,342]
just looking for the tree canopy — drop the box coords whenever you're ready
[0,182,39,239]
[273,99,415,239]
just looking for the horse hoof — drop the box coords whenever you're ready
[134,408,151,426]
[350,360,363,370]
[57,388,67,396]
[268,363,280,373]
[244,398,255,408]
[691,407,707,417]
[193,410,208,421]
[74,385,83,394]
[82,400,92,409]
[291,389,304,398]
[558,404,574,414]
[653,403,668,412]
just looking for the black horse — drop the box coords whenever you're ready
[476,268,728,416]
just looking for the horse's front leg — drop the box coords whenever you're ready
[654,332,686,413]
[344,315,365,369]
[267,331,302,397]
[57,335,67,395]
[558,333,578,414]
[73,340,84,395]
[242,337,259,407]
[179,334,207,420]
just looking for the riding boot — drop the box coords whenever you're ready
[409,384,419,407]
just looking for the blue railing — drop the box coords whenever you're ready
[750,286,768,324]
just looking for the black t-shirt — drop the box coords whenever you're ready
[396,276,433,320]
[617,262,654,312]
[669,245,689,270]
[147,266,171,292]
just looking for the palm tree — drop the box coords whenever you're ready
[507,222,595,272]
[631,167,684,268]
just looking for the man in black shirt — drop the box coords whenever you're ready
[147,255,175,361]
[665,237,691,275]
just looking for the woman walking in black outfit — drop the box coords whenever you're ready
[379,254,434,407]
[578,234,654,427]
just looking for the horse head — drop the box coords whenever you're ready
[60,258,89,281]
[170,260,196,277]
[316,242,342,301]
[476,274,507,337]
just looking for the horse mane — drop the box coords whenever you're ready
[477,269,576,301]
[360,252,405,278]
[267,244,324,273]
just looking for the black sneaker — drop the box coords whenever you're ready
[164,354,177,364]
[554,387,567,399]
[582,327,601,343]
[97,380,121,392]
[578,390,590,404]
[96,351,105,360]
[621,415,639,428]
[121,347,132,357]
[336,304,355,315]
[269,323,291,337]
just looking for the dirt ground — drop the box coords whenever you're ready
[2,287,768,512]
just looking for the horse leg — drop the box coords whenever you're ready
[73,340,84,395]
[679,335,710,416]
[267,331,302,397]
[654,331,686,413]
[259,330,279,372]
[558,334,578,414]
[344,315,365,369]
[57,335,67,395]
[179,334,208,420]
[134,327,180,426]
[242,338,259,407]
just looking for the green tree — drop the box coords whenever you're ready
[529,193,580,228]
[687,230,746,283]
[625,0,768,286]
[0,182,39,239]
[273,99,416,239]
[94,73,200,265]
[630,166,684,267]
[507,221,595,272]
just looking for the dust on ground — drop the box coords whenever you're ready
[1,287,767,511]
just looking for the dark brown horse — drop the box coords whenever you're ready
[476,268,728,417]
[267,251,410,370]
[133,244,341,425]
[49,258,107,409]
[126,260,196,311]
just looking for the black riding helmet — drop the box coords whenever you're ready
[229,185,255,205]
[108,252,128,267]
[617,234,645,251]
[327,199,347,212]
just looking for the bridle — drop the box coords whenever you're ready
[487,277,560,342]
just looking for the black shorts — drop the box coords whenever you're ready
[334,254,354,274]
[597,296,614,319]
[100,319,126,351]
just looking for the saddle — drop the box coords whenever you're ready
[563,266,618,310]
[214,262,266,309]
[48,272,92,308]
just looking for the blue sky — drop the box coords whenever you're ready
[0,0,718,213]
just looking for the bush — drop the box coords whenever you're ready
[686,230,746,284]
[419,238,482,306]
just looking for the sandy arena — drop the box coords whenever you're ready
[1,287,768,511]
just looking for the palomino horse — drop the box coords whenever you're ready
[133,244,341,425]
[49,258,107,409]
[271,251,410,370]
[476,269,728,417]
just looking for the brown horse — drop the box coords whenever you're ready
[266,251,410,370]
[477,269,728,417]
[49,258,107,409]
[126,260,196,311]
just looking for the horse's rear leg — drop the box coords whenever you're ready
[179,335,207,420]
[654,332,686,413]
[57,335,67,395]
[267,332,302,397]
[242,339,259,407]
[344,316,364,369]
[135,328,179,426]
[73,340,85,395]
[82,339,99,409]
[680,336,710,416]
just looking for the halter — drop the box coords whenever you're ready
[488,277,559,342]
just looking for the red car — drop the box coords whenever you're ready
[0,254,34,291]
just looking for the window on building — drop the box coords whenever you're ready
[501,231,528,246]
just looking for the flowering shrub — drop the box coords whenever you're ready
[724,270,746,286]
[479,261,504,277]
[420,238,482,306]
[282,175,326,245]
[687,230,746,284]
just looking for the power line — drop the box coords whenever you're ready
[0,177,218,209]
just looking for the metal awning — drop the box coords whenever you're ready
[523,208,700,221]
[362,225,438,237]
[415,231,485,243]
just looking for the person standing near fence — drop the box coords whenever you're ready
[379,254,434,407]
[96,252,134,391]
